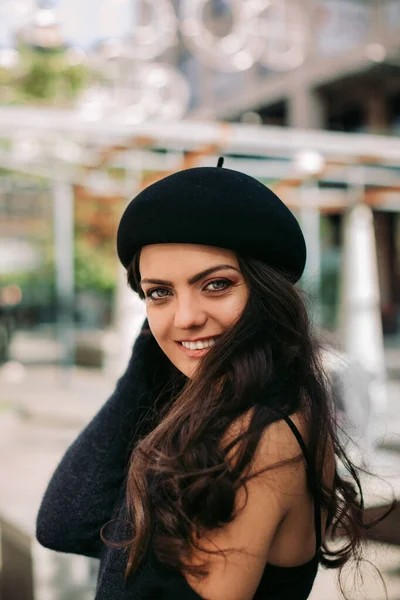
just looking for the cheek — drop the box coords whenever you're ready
[146,307,176,355]
[145,309,168,345]
[219,288,248,326]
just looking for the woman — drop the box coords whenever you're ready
[36,161,393,600]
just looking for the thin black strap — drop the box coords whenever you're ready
[273,408,322,553]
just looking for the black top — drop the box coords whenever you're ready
[36,332,324,600]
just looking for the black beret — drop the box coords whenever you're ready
[117,166,306,283]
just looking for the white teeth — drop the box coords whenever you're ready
[181,338,217,350]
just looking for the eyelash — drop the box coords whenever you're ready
[145,279,233,302]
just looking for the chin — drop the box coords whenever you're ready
[178,363,195,379]
[174,358,197,379]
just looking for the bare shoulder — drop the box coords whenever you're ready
[221,409,312,508]
[223,407,335,499]
[182,410,318,599]
[257,409,336,503]
[257,409,309,461]
[223,407,309,465]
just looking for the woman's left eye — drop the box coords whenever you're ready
[204,279,231,293]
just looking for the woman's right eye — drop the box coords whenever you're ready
[146,288,170,301]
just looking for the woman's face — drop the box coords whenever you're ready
[139,244,249,378]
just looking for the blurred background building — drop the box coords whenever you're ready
[182,0,400,340]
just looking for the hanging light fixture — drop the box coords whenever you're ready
[127,0,178,61]
[1,0,315,143]
[180,0,264,72]
[77,59,190,125]
[89,37,136,83]
[254,0,310,71]
[117,62,190,123]
[294,149,325,176]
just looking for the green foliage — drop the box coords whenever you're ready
[0,265,55,307]
[74,238,116,296]
[63,64,88,97]
[4,43,89,105]
[0,239,116,305]
[0,236,54,306]
[20,58,56,99]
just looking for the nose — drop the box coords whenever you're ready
[173,293,207,331]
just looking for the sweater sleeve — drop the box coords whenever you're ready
[36,323,159,559]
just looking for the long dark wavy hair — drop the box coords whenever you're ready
[101,250,396,598]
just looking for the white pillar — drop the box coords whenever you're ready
[52,180,75,374]
[287,85,324,130]
[299,182,322,325]
[340,200,387,440]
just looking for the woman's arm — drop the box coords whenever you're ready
[36,322,159,559]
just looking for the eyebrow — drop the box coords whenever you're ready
[140,265,240,287]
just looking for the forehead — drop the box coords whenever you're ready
[139,244,239,276]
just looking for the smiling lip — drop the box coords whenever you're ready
[177,335,220,343]
[177,342,214,358]
[175,335,220,358]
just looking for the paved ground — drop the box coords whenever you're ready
[0,332,400,599]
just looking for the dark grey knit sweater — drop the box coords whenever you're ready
[36,323,322,599]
